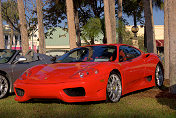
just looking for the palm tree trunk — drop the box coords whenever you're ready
[8,0,13,49]
[143,0,157,53]
[17,0,29,55]
[164,0,169,80]
[104,0,114,44]
[144,25,147,49]
[165,0,176,94]
[75,9,81,47]
[9,24,13,49]
[109,0,116,43]
[0,1,5,49]
[36,0,45,54]
[66,0,77,50]
[118,0,123,44]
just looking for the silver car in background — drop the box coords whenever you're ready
[0,49,53,99]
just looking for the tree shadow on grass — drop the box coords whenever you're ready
[156,85,176,110]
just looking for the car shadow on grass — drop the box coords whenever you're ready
[17,87,156,105]
[156,85,176,110]
[18,98,105,105]
[121,87,154,98]
[19,88,155,105]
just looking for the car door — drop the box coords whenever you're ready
[119,45,145,94]
[11,57,30,84]
[11,52,45,83]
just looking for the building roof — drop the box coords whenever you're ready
[45,27,70,47]
[45,27,104,49]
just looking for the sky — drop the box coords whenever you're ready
[126,8,164,25]
[153,8,164,25]
[59,8,164,28]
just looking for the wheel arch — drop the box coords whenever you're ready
[0,70,7,76]
[110,69,121,77]
[109,69,124,92]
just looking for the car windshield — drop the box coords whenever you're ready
[0,49,16,63]
[56,45,117,63]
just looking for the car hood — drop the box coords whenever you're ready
[23,62,100,84]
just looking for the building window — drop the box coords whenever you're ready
[5,35,8,49]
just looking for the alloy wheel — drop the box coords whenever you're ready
[0,75,9,98]
[155,65,164,87]
[107,74,122,102]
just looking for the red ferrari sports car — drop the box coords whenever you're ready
[14,44,164,103]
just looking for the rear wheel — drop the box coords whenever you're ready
[0,74,9,99]
[106,73,122,103]
[155,64,164,88]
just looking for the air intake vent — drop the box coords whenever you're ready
[63,87,85,97]
[15,88,25,97]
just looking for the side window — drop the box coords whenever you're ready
[61,48,89,63]
[25,50,40,62]
[119,46,141,62]
[127,46,141,59]
[119,46,128,62]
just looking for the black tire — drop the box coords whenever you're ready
[0,74,9,99]
[155,64,164,88]
[106,72,122,103]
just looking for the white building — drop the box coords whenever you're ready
[3,25,39,51]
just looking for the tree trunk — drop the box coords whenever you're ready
[90,37,94,45]
[143,0,157,53]
[104,0,114,44]
[17,0,29,55]
[9,24,13,49]
[109,0,116,43]
[66,0,77,50]
[8,0,13,49]
[165,0,176,94]
[164,0,169,80]
[75,9,81,47]
[0,1,5,49]
[36,0,45,54]
[144,25,147,49]
[118,0,123,44]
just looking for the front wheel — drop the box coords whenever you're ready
[106,73,122,103]
[0,74,9,99]
[155,64,164,88]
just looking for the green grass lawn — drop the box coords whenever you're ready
[0,88,176,118]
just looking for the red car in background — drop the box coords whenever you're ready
[14,44,164,103]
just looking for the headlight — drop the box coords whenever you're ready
[72,68,99,79]
[18,69,32,80]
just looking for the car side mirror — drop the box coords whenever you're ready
[18,57,27,62]
[14,56,27,64]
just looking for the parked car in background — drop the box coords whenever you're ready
[0,49,53,99]
[46,49,69,57]
[14,44,164,103]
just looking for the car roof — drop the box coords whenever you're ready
[80,44,144,53]
[81,43,133,48]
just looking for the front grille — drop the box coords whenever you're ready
[63,87,85,97]
[15,88,25,97]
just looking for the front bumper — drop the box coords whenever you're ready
[14,80,106,103]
